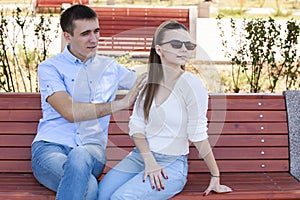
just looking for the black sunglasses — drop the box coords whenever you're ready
[159,40,197,50]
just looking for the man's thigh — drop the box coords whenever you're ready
[31,141,70,191]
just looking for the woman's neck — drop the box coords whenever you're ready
[161,65,184,86]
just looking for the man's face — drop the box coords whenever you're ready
[64,18,100,61]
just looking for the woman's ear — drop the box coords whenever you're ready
[155,45,162,56]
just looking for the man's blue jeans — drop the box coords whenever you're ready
[31,141,106,200]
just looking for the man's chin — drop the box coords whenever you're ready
[86,51,96,58]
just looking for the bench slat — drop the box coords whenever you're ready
[108,122,288,134]
[0,173,299,200]
[0,135,35,146]
[0,134,288,147]
[109,110,287,123]
[0,159,290,174]
[0,110,42,122]
[107,135,288,147]
[0,110,286,122]
[1,146,287,161]
[0,122,38,134]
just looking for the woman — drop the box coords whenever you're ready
[98,20,232,200]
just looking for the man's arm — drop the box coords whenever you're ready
[47,73,147,122]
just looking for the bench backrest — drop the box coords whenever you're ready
[90,6,196,56]
[0,93,289,173]
[35,0,90,13]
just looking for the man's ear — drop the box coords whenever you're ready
[63,32,71,43]
[155,45,162,56]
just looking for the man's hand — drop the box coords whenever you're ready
[121,72,147,108]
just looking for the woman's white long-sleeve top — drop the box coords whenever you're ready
[129,71,209,156]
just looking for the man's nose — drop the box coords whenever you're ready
[90,32,98,42]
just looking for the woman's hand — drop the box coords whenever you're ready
[132,134,168,191]
[203,176,232,196]
[144,160,168,191]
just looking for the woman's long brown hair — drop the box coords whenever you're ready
[138,20,189,121]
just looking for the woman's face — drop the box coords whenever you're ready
[156,29,195,68]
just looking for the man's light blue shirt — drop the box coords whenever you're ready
[33,46,136,148]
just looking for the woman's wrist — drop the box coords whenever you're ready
[210,173,220,178]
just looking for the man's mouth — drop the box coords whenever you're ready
[87,45,97,49]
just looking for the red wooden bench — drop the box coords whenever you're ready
[35,0,90,13]
[90,6,197,57]
[0,93,300,199]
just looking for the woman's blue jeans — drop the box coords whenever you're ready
[98,148,188,200]
[31,140,106,200]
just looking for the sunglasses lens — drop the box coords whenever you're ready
[162,40,196,50]
[185,42,196,50]
[170,40,183,49]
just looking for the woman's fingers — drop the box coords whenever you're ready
[216,184,233,193]
[203,184,233,196]
[144,169,167,191]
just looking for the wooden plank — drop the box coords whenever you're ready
[0,161,32,173]
[110,109,289,123]
[0,148,31,159]
[0,143,288,161]
[208,110,287,122]
[0,173,299,200]
[107,135,289,147]
[188,160,289,172]
[103,160,289,173]
[0,122,38,134]
[3,158,287,174]
[207,122,288,134]
[209,96,286,110]
[105,147,288,161]
[0,110,42,122]
[0,135,35,146]
[36,0,89,7]
[173,173,300,200]
[0,94,41,109]
[109,110,287,123]
[108,122,288,135]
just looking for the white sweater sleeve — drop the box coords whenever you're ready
[128,94,146,137]
[182,73,209,142]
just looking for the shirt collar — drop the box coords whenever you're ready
[62,45,96,65]
[62,45,83,64]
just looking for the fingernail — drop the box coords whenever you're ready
[152,186,155,189]
[203,193,207,196]
[143,179,145,182]
[166,176,168,179]
[162,186,165,190]
[158,188,161,191]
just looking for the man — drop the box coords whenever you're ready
[31,4,146,200]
